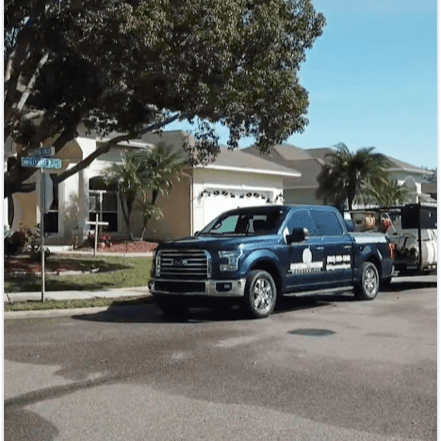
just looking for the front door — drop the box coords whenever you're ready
[283,209,328,291]
[310,208,353,286]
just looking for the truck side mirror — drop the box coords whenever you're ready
[287,228,309,244]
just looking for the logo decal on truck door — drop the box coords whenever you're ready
[289,247,324,274]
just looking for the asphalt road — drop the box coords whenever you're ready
[4,276,437,441]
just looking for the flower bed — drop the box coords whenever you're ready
[79,240,158,253]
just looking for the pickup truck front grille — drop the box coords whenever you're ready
[156,250,210,280]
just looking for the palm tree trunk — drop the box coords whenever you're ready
[139,189,159,241]
[119,198,133,240]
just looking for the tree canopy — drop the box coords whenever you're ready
[4,0,325,198]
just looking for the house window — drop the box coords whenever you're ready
[89,177,118,232]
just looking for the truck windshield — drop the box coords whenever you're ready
[199,208,286,236]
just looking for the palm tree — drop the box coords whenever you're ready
[104,153,143,240]
[315,143,390,210]
[367,175,410,207]
[104,143,186,241]
[135,144,186,240]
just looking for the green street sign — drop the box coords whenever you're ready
[27,146,55,157]
[21,157,62,169]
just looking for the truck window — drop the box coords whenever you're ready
[201,208,285,236]
[286,210,317,235]
[212,215,239,233]
[312,210,343,236]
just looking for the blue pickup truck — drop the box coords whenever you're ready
[150,205,394,319]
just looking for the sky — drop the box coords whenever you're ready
[168,0,437,170]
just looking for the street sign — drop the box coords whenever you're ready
[27,146,55,157]
[21,157,62,169]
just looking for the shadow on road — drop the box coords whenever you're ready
[71,277,436,324]
[384,280,437,292]
[71,294,342,324]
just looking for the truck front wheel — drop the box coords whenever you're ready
[354,262,379,300]
[242,270,277,319]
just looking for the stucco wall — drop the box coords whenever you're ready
[284,188,322,206]
[142,177,191,241]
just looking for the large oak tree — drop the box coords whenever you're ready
[4,0,325,198]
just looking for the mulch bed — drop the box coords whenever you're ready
[88,240,158,254]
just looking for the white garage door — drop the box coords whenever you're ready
[202,189,271,227]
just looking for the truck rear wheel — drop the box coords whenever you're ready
[354,262,379,300]
[242,270,277,319]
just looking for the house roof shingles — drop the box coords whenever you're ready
[199,147,301,178]
[140,131,301,178]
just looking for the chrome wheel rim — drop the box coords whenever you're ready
[364,267,378,296]
[252,278,274,314]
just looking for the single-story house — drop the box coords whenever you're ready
[243,144,435,206]
[6,130,301,244]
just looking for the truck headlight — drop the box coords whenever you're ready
[218,250,242,271]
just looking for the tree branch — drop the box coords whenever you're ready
[17,52,49,111]
[53,113,187,185]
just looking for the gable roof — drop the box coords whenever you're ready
[305,147,430,175]
[271,144,314,161]
[140,131,300,177]
[198,146,301,177]
[381,156,432,175]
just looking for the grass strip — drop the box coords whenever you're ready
[5,255,153,293]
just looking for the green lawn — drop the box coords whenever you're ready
[5,255,153,293]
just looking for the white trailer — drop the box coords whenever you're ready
[346,203,437,276]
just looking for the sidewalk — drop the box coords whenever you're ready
[4,286,151,304]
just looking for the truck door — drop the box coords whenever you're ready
[311,208,353,286]
[283,209,328,291]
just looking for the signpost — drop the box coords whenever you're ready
[21,146,61,301]
[86,215,109,257]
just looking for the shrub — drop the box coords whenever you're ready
[4,225,30,254]
[86,232,112,248]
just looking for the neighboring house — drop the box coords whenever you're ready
[244,145,435,206]
[421,182,437,201]
[243,144,325,205]
[307,147,435,204]
[6,131,300,244]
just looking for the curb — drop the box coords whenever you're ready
[4,294,155,319]
[5,287,151,306]
[4,306,111,319]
